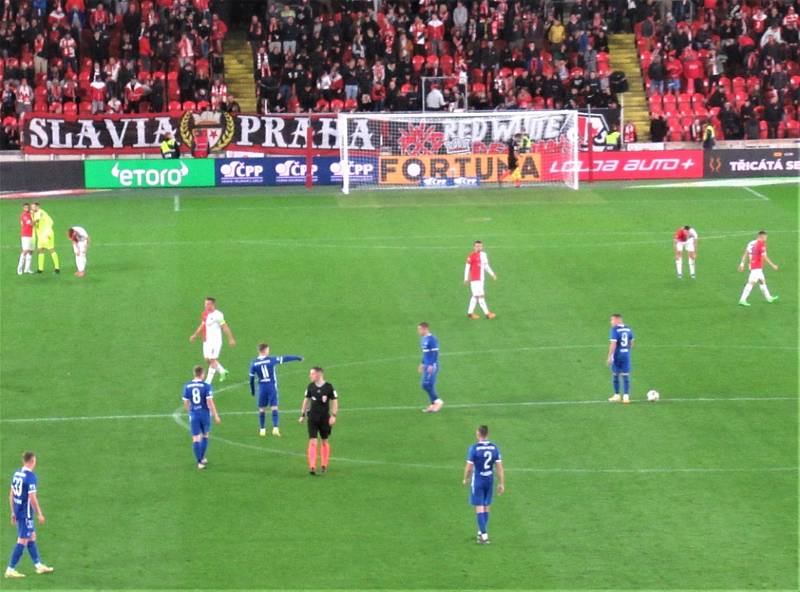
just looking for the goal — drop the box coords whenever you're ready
[337,110,579,194]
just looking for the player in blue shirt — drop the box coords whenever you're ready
[249,343,303,437]
[463,426,505,545]
[5,451,54,579]
[182,365,221,470]
[417,322,443,413]
[607,314,635,404]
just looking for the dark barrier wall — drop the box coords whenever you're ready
[705,148,800,178]
[0,160,85,192]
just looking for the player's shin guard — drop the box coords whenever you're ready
[675,259,683,276]
[37,253,45,271]
[423,383,438,404]
[50,252,59,270]
[17,253,24,273]
[478,298,490,315]
[24,253,32,272]
[468,297,477,314]
[26,542,40,565]
[622,375,630,395]
[321,440,330,467]
[477,512,488,534]
[759,283,773,300]
[206,367,216,384]
[740,283,754,302]
[307,440,318,470]
[8,544,24,569]
[76,255,86,272]
[612,374,620,395]
[200,438,208,459]
[688,259,695,276]
[271,410,279,428]
[192,442,203,462]
[258,411,266,429]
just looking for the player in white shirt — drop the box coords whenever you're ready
[464,241,497,319]
[189,298,236,383]
[67,226,90,277]
[673,225,698,279]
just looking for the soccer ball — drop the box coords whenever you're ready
[646,390,660,402]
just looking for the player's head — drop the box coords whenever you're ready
[258,342,270,355]
[417,322,430,336]
[310,366,324,382]
[67,228,75,240]
[683,225,691,231]
[31,202,40,212]
[476,425,489,440]
[610,313,622,326]
[22,451,36,469]
[193,365,204,380]
[204,297,216,311]
[22,202,29,212]
[758,230,768,242]
[473,240,483,252]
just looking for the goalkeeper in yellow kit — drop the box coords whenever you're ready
[31,203,60,274]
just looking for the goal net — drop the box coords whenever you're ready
[337,111,579,194]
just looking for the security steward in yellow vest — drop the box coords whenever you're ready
[702,122,715,150]
[160,132,180,159]
[605,127,622,151]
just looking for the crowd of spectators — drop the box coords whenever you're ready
[641,0,800,141]
[247,0,631,114]
[0,0,235,149]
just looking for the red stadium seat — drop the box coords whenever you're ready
[758,120,768,140]
[63,102,77,114]
[330,98,344,113]
[79,102,93,114]
[786,119,800,138]
[182,101,196,111]
[49,102,63,114]
[344,98,358,111]
[440,55,454,75]
[412,55,425,73]
[196,100,210,111]
[168,100,182,112]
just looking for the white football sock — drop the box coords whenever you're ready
[478,298,490,315]
[206,367,216,384]
[76,255,86,272]
[468,297,477,314]
[740,283,753,302]
[688,259,695,276]
[675,259,683,276]
[24,253,32,272]
[759,283,772,300]
[217,363,227,373]
[17,253,25,273]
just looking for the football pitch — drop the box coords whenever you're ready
[0,181,797,590]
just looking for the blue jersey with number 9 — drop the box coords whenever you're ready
[183,379,213,412]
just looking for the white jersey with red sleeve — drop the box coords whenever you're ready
[464,251,495,282]
[674,227,698,242]
[747,239,766,270]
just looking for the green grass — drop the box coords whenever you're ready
[0,182,797,590]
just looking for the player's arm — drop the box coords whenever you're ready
[763,252,779,270]
[329,395,338,426]
[189,321,204,341]
[495,460,505,494]
[28,492,44,523]
[279,355,304,364]
[221,321,236,346]
[464,262,470,284]
[299,389,309,422]
[249,363,256,396]
[208,397,221,423]
[607,339,617,366]
[738,248,749,271]
[462,460,474,485]
[483,258,497,280]
[8,488,16,525]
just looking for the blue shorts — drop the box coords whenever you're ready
[189,410,211,436]
[612,357,631,374]
[470,478,493,506]
[15,513,34,539]
[421,365,439,386]
[257,386,278,408]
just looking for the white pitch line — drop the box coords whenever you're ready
[167,408,798,475]
[2,395,795,425]
[743,186,770,201]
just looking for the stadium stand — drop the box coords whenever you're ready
[0,0,232,147]
[637,0,800,141]
[246,0,628,115]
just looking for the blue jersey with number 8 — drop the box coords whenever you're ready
[183,379,213,412]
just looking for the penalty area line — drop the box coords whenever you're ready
[743,186,770,201]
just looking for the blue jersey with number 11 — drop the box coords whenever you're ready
[183,379,213,412]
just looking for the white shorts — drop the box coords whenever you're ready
[748,269,765,283]
[676,239,695,253]
[470,280,485,296]
[203,341,222,360]
[72,240,88,256]
[21,236,33,250]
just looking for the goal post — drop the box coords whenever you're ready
[338,111,579,194]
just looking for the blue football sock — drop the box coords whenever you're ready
[272,410,279,428]
[622,375,630,395]
[8,543,24,568]
[475,513,483,533]
[423,383,438,403]
[612,374,620,394]
[477,512,488,534]
[483,511,490,532]
[200,438,208,459]
[258,412,266,429]
[192,441,202,462]
[26,541,40,565]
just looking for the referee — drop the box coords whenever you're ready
[299,367,338,475]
